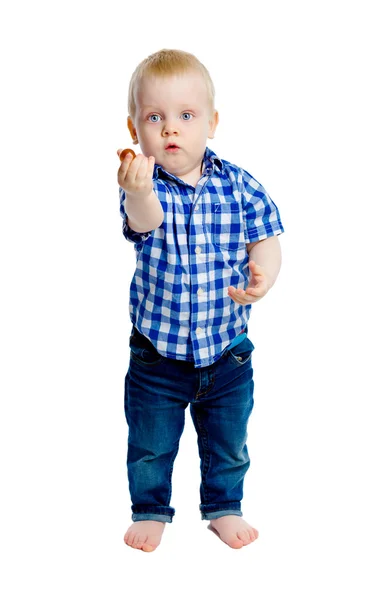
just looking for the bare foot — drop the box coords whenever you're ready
[124,520,166,552]
[208,515,259,549]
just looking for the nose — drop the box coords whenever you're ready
[162,120,179,136]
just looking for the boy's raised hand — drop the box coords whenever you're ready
[117,149,155,199]
[228,261,269,305]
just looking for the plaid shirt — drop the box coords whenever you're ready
[119,146,284,368]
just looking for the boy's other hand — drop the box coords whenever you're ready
[117,150,155,199]
[228,261,269,305]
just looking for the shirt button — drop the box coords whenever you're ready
[196,327,203,334]
[195,246,201,254]
[197,288,204,295]
[194,205,199,211]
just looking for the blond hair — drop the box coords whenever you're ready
[128,49,215,119]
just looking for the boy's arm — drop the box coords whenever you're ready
[118,152,164,233]
[125,189,164,233]
[246,236,282,290]
[228,236,282,305]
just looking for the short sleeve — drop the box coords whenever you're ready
[119,187,152,244]
[241,170,284,243]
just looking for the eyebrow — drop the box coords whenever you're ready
[140,104,198,111]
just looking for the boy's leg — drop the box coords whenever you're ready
[189,336,255,520]
[189,336,259,547]
[124,327,189,524]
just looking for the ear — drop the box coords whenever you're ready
[127,116,139,145]
[208,110,219,139]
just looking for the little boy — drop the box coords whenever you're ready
[117,49,284,551]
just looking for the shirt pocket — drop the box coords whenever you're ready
[211,202,245,251]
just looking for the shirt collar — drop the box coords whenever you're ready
[153,146,223,181]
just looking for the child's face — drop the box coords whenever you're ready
[128,70,219,184]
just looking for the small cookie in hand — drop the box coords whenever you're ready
[119,148,136,161]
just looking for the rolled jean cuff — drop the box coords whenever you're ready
[200,502,242,520]
[131,505,175,523]
[132,513,173,523]
[201,509,243,520]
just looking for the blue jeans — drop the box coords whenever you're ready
[124,326,255,523]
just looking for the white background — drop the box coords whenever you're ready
[1,0,379,598]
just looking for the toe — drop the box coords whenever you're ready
[237,529,251,544]
[246,528,258,543]
[124,532,135,546]
[229,537,244,549]
[132,534,147,549]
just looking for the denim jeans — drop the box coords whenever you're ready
[124,326,255,523]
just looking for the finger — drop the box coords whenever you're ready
[248,281,269,298]
[135,155,149,180]
[249,260,265,276]
[229,283,261,301]
[228,291,243,304]
[246,281,264,294]
[118,152,135,180]
[245,287,262,297]
[229,292,251,305]
[147,155,155,178]
[229,285,252,296]
[228,288,245,300]
[125,153,144,181]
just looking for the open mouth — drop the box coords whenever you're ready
[165,144,179,151]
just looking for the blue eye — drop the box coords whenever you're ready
[148,114,161,122]
[182,112,192,120]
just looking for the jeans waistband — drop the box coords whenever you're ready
[131,325,248,351]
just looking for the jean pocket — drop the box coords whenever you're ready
[129,332,165,367]
[227,337,255,367]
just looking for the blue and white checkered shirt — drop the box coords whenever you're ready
[119,146,284,368]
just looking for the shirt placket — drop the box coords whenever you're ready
[189,168,212,366]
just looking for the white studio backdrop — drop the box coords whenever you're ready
[1,0,379,598]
